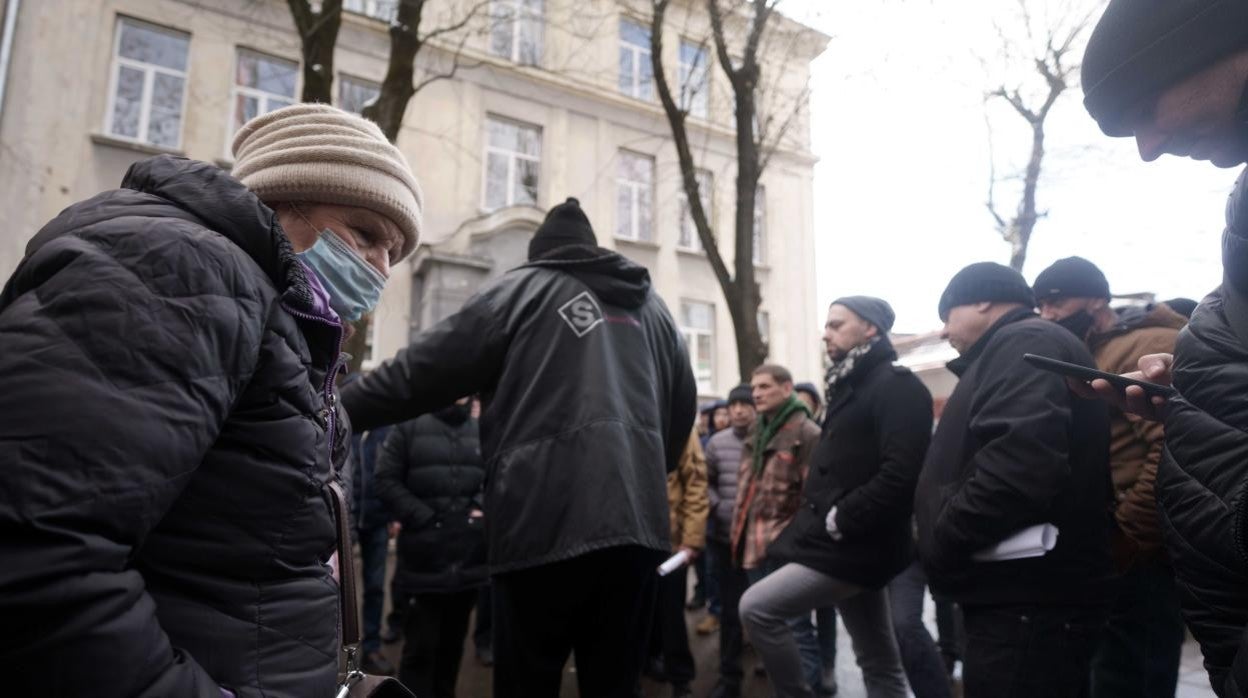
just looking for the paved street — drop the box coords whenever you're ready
[367,550,1218,697]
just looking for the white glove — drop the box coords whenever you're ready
[825,506,843,541]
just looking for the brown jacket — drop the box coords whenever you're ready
[668,432,710,551]
[731,410,822,569]
[1088,303,1186,566]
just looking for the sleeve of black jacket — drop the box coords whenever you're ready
[374,423,436,528]
[931,327,1076,563]
[834,373,933,539]
[343,285,510,432]
[0,228,265,696]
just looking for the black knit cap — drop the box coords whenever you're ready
[832,295,896,333]
[794,382,822,407]
[938,262,1036,322]
[1032,256,1111,302]
[727,384,753,405]
[1082,0,1248,137]
[528,197,598,260]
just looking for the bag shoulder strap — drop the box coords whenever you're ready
[328,478,361,648]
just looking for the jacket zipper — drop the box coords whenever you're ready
[281,302,345,460]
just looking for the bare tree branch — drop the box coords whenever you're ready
[982,0,1102,270]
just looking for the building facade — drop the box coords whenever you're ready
[0,0,827,398]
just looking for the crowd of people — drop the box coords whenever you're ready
[2,1,1248,697]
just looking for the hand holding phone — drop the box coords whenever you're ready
[1024,353,1175,422]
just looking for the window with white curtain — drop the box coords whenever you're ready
[483,116,542,211]
[106,18,190,148]
[490,0,543,66]
[231,49,298,135]
[616,150,654,241]
[618,18,653,100]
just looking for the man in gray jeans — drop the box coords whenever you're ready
[741,297,933,698]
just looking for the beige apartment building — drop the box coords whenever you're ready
[0,0,827,397]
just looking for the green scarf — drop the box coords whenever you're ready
[752,394,811,476]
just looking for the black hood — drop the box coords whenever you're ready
[523,244,651,309]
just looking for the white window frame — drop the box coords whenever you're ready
[681,300,716,395]
[229,48,299,144]
[338,73,380,116]
[615,150,654,242]
[343,0,398,22]
[490,0,543,66]
[678,168,713,252]
[482,115,543,211]
[678,39,710,119]
[753,184,766,265]
[618,18,652,100]
[104,17,191,149]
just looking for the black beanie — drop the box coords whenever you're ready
[1032,256,1111,302]
[832,295,896,333]
[1162,297,1199,319]
[1083,0,1248,137]
[938,262,1036,322]
[727,384,753,405]
[528,197,598,260]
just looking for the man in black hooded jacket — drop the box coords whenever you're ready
[341,197,697,698]
[1078,3,1248,695]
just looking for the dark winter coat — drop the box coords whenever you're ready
[342,245,697,573]
[1158,288,1248,696]
[705,425,748,543]
[375,407,487,594]
[351,424,394,531]
[914,307,1114,607]
[770,339,934,589]
[0,156,345,697]
[1169,169,1248,698]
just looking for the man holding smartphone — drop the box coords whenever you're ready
[1032,257,1187,698]
[914,262,1113,697]
[1080,2,1248,694]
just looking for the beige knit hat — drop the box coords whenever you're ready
[231,103,423,261]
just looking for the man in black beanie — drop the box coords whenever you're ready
[528,197,598,260]
[914,262,1113,697]
[743,296,931,698]
[1032,256,1188,698]
[1082,4,1248,695]
[341,197,696,697]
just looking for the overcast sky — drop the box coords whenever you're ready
[786,2,1236,334]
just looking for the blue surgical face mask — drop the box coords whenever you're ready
[297,228,387,322]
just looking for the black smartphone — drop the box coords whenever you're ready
[1023,353,1176,399]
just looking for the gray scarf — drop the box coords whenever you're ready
[824,337,879,397]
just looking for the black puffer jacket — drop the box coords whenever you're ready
[0,156,345,696]
[1161,288,1248,696]
[770,339,933,589]
[343,245,697,572]
[915,308,1114,607]
[376,407,488,593]
[1169,169,1248,698]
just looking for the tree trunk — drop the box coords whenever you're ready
[1010,121,1046,272]
[362,0,424,142]
[650,0,773,385]
[288,0,342,104]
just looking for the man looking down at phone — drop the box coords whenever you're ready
[1032,256,1187,698]
[1079,2,1248,694]
[914,262,1113,697]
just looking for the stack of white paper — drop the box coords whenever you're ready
[972,524,1059,562]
